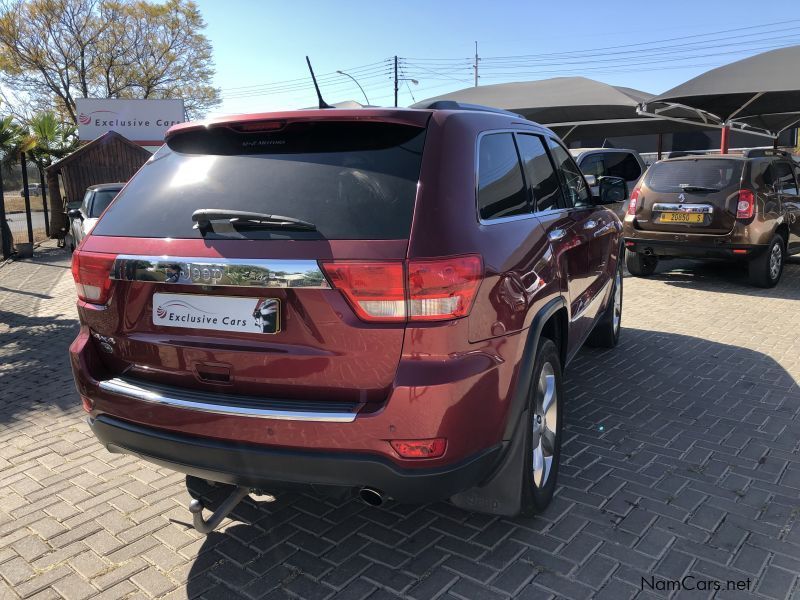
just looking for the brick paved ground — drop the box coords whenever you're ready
[1,243,799,599]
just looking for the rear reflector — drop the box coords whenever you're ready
[321,255,482,323]
[71,249,117,304]
[736,189,755,219]
[390,438,446,458]
[732,249,749,255]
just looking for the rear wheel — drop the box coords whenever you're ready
[520,338,563,516]
[587,258,623,348]
[749,235,784,288]
[625,249,658,277]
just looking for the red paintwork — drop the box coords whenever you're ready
[70,107,621,473]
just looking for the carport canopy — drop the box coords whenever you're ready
[638,45,800,138]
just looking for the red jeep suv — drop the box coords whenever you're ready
[69,105,624,523]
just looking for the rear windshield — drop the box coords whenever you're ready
[645,159,743,193]
[91,121,427,240]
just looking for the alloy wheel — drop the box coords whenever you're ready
[612,267,622,335]
[769,243,782,281]
[532,362,558,488]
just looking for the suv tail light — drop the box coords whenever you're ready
[71,249,117,304]
[627,189,640,216]
[736,189,755,219]
[321,255,482,323]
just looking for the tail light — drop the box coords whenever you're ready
[627,189,640,216]
[321,255,482,323]
[736,189,755,219]
[71,249,117,304]
[390,438,447,458]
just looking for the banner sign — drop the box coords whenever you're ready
[76,98,185,143]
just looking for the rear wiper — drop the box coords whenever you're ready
[192,209,317,234]
[679,185,720,193]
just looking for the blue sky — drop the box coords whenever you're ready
[193,0,800,117]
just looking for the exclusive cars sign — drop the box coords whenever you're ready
[76,98,185,143]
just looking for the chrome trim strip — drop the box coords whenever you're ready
[652,203,714,214]
[570,278,612,323]
[110,255,330,288]
[98,378,357,422]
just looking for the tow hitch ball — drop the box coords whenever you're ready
[188,485,252,534]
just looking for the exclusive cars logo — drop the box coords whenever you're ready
[78,109,180,128]
[156,300,214,320]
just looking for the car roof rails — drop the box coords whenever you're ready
[418,100,523,119]
[742,148,792,159]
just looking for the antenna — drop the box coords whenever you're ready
[306,56,333,109]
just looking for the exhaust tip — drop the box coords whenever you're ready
[358,487,384,507]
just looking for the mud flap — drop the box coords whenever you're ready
[449,407,528,517]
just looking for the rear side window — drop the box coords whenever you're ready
[604,153,642,181]
[516,134,563,212]
[579,154,604,178]
[477,133,529,220]
[768,161,799,196]
[645,159,743,193]
[92,122,427,240]
[89,190,121,218]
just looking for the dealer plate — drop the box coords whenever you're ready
[660,212,704,224]
[153,293,280,334]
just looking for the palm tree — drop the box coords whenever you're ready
[0,115,24,258]
[25,112,78,239]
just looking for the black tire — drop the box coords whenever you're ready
[587,258,623,348]
[748,235,784,288]
[520,338,564,516]
[625,249,658,277]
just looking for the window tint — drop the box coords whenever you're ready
[91,122,426,240]
[477,133,529,220]
[604,153,642,181]
[516,134,563,212]
[89,190,121,218]
[579,154,605,178]
[772,162,799,196]
[645,159,743,193]
[547,139,591,208]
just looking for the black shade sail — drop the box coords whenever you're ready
[640,45,800,137]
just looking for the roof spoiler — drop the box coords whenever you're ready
[741,148,792,159]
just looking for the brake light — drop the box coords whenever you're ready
[390,438,447,459]
[321,262,406,321]
[407,256,482,321]
[627,189,640,215]
[737,189,755,219]
[71,249,117,304]
[321,255,482,323]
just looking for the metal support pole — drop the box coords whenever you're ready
[720,126,730,154]
[0,165,9,258]
[657,133,663,160]
[38,166,49,237]
[393,56,398,107]
[474,41,479,87]
[20,152,34,245]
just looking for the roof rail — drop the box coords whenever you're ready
[742,148,791,158]
[417,100,523,119]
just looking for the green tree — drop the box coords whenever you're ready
[0,115,24,256]
[0,0,219,122]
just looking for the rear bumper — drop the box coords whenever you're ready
[624,238,768,259]
[89,414,502,503]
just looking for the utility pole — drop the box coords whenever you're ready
[394,55,399,107]
[473,41,479,87]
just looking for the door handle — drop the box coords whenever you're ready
[548,229,567,241]
[583,220,598,230]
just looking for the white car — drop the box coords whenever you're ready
[570,148,646,218]
[66,183,125,251]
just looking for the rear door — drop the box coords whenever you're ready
[635,158,743,234]
[773,160,800,252]
[85,118,429,405]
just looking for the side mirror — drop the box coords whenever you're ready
[68,209,83,220]
[597,176,628,205]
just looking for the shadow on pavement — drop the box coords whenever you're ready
[185,328,800,599]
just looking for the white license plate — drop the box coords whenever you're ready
[153,293,280,334]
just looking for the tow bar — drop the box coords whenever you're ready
[188,485,251,534]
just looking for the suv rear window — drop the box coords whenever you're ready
[645,159,743,193]
[91,121,427,240]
